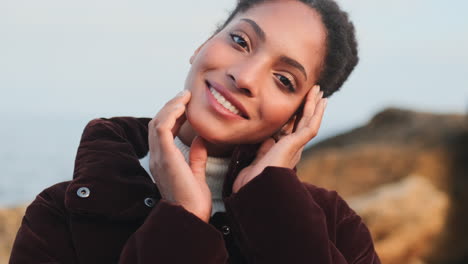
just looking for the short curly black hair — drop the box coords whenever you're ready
[214,0,358,98]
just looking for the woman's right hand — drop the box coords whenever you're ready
[148,90,212,222]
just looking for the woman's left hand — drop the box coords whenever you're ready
[233,85,327,193]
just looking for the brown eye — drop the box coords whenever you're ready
[230,34,250,51]
[275,74,296,92]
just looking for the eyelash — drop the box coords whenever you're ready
[275,74,296,92]
[230,32,250,52]
[229,32,297,92]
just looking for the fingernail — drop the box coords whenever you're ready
[314,85,320,94]
[319,91,324,98]
[177,90,188,97]
[323,98,328,108]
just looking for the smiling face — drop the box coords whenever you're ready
[183,0,327,146]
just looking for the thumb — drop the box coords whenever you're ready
[189,136,208,180]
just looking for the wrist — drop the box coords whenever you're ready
[190,209,211,223]
[183,203,212,223]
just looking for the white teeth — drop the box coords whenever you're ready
[209,87,241,115]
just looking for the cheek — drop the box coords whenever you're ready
[184,41,229,92]
[185,103,199,129]
[193,41,232,70]
[260,100,297,129]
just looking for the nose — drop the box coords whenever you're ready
[227,57,267,97]
[228,74,254,97]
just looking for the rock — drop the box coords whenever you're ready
[297,107,468,264]
[348,175,449,264]
[0,206,26,263]
[298,108,467,198]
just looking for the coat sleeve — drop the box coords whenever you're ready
[79,117,230,264]
[9,187,229,264]
[119,200,228,263]
[223,166,380,264]
[11,117,229,264]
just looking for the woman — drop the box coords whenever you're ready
[10,0,380,263]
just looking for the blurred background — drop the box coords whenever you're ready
[0,0,467,263]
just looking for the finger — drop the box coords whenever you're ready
[163,91,191,137]
[309,98,327,131]
[151,102,186,135]
[164,90,191,109]
[315,89,323,106]
[150,90,190,135]
[171,108,187,137]
[296,85,321,130]
[152,90,191,121]
[292,106,303,133]
[189,136,208,181]
[148,104,187,155]
[151,90,190,125]
[295,97,327,144]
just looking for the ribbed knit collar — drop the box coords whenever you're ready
[173,137,230,200]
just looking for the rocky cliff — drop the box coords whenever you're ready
[0,206,25,264]
[297,107,468,264]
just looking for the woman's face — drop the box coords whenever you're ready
[184,0,327,145]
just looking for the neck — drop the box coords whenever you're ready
[178,121,235,158]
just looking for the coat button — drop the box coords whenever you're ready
[77,187,90,198]
[221,225,230,235]
[144,197,156,208]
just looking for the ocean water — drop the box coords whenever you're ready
[0,115,90,207]
[0,114,339,208]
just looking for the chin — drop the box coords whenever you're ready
[185,108,231,144]
[185,105,278,146]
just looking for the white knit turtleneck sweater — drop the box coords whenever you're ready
[139,137,230,215]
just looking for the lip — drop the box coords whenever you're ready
[205,80,250,119]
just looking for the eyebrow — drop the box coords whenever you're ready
[241,18,266,42]
[240,18,308,81]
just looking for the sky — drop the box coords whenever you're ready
[1,0,467,134]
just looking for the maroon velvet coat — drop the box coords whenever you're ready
[9,117,380,264]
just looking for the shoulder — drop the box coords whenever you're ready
[302,183,379,262]
[81,117,152,141]
[301,182,364,239]
[302,182,356,220]
[10,182,82,262]
[31,181,70,207]
[69,116,157,218]
[23,181,72,226]
[81,117,151,154]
